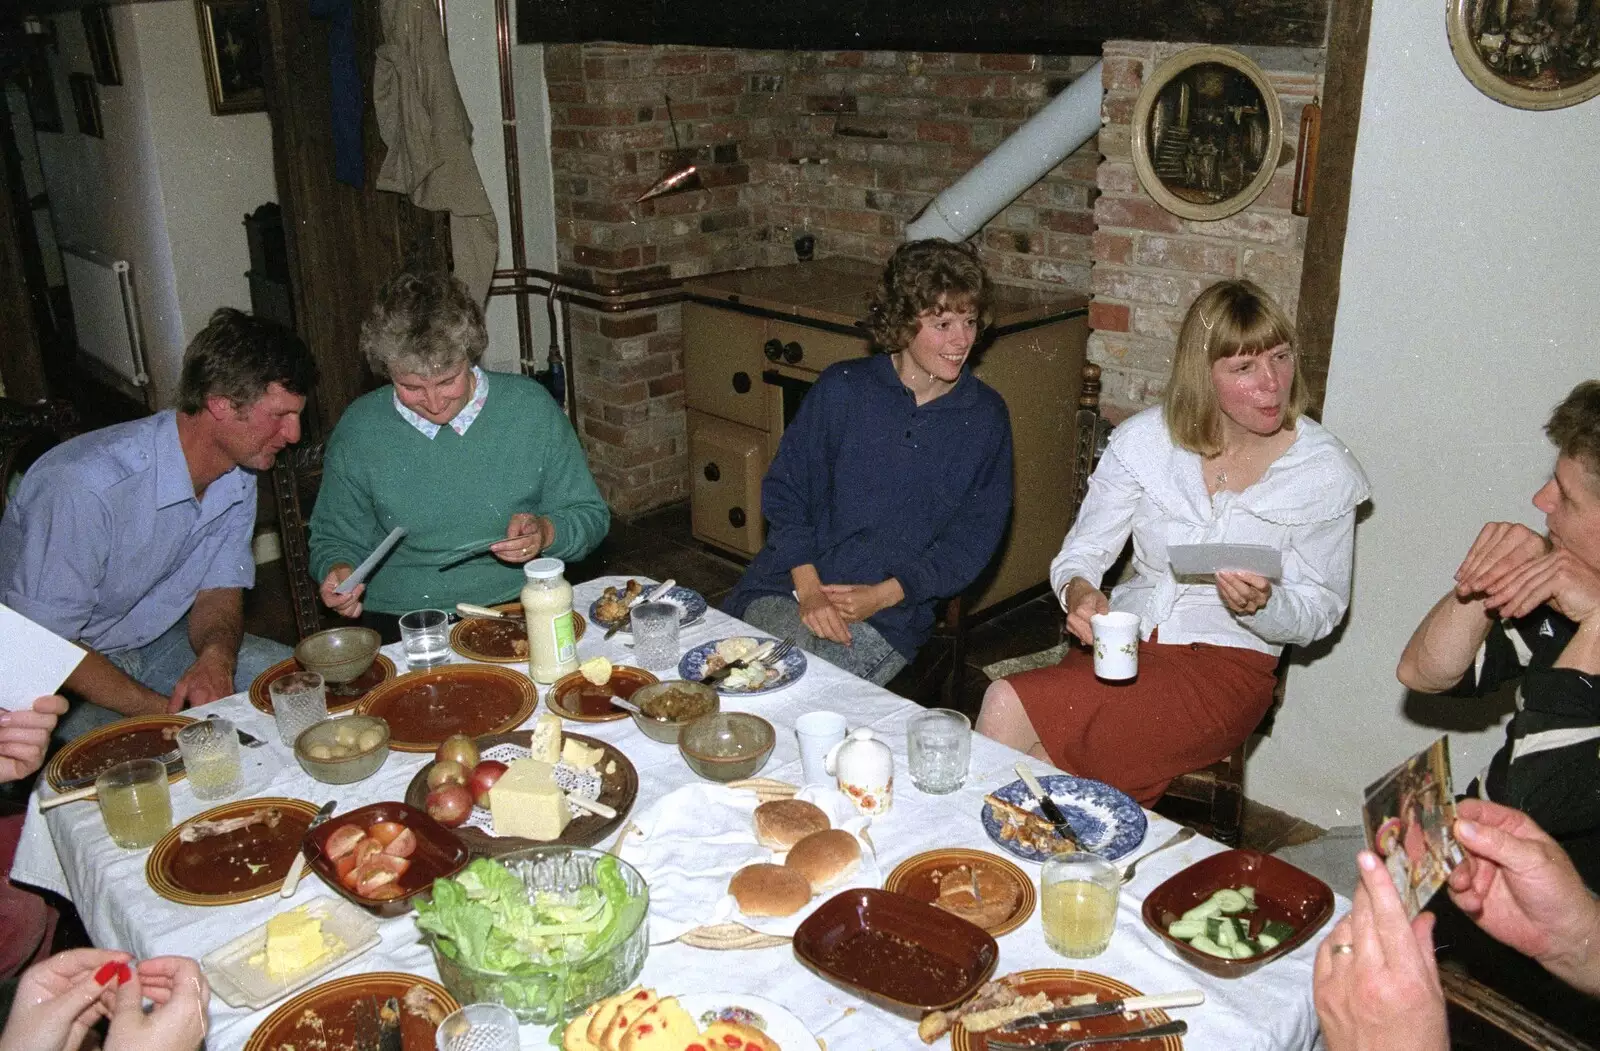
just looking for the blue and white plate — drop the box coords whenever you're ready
[678,636,807,696]
[590,584,708,631]
[982,774,1147,863]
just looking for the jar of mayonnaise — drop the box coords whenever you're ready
[522,557,579,684]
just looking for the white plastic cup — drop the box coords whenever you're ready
[794,710,848,786]
[1090,611,1140,680]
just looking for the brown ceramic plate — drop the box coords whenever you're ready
[793,887,999,1018]
[354,664,537,752]
[241,971,457,1051]
[249,654,397,715]
[545,665,659,722]
[401,731,638,855]
[1142,848,1334,979]
[884,848,1036,937]
[449,603,587,663]
[950,970,1186,1051]
[146,798,319,907]
[303,801,472,918]
[44,714,196,792]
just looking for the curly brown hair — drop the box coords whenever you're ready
[1546,380,1600,482]
[864,239,994,354]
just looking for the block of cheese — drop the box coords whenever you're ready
[529,713,564,763]
[490,758,572,840]
[561,737,605,769]
[264,907,328,976]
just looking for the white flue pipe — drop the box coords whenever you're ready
[904,60,1104,243]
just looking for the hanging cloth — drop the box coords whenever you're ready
[372,0,499,304]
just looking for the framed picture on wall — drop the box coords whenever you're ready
[82,5,122,86]
[69,73,104,138]
[1130,46,1284,222]
[195,0,266,116]
[1447,0,1600,110]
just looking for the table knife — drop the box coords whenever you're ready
[1015,762,1080,841]
[205,712,265,749]
[55,750,183,792]
[279,799,337,898]
[603,578,676,640]
[987,1019,1187,1051]
[998,990,1205,1033]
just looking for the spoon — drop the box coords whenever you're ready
[457,603,519,621]
[607,696,666,721]
[1120,826,1196,885]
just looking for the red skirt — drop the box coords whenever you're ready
[1008,637,1279,807]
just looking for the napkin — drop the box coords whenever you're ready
[618,783,879,943]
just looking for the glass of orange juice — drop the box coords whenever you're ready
[1041,851,1120,958]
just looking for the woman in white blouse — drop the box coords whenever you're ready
[976,280,1369,806]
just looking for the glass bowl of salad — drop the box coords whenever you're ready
[414,847,650,1023]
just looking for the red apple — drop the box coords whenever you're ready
[467,760,508,807]
[436,734,480,770]
[426,760,467,790]
[425,783,473,827]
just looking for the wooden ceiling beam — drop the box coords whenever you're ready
[516,0,1331,52]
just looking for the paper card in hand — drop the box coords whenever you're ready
[1360,735,1466,920]
[1168,543,1283,580]
[0,604,86,711]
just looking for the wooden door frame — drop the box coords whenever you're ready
[1295,0,1375,418]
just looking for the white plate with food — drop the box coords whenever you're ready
[201,896,380,1009]
[678,993,820,1050]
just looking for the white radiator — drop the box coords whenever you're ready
[61,244,149,390]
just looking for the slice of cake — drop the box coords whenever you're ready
[587,988,654,1049]
[700,1021,782,1051]
[597,988,660,1051]
[619,997,700,1051]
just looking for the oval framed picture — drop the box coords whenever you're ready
[1131,46,1284,222]
[1447,0,1600,110]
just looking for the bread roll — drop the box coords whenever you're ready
[753,798,830,850]
[784,829,861,893]
[729,863,812,917]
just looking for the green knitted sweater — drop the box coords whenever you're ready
[308,372,609,613]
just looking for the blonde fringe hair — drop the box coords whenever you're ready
[1162,280,1306,457]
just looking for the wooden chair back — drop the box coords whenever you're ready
[270,442,328,641]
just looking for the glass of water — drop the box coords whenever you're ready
[400,608,452,669]
[176,718,242,800]
[269,670,328,747]
[435,1003,520,1051]
[907,708,971,794]
[630,601,680,670]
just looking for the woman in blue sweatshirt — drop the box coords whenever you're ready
[722,239,1014,685]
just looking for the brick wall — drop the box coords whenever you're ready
[1088,43,1320,417]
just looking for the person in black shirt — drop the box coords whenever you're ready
[1396,379,1600,1036]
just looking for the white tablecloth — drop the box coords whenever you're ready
[13,576,1342,1050]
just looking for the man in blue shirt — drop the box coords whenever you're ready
[0,309,316,740]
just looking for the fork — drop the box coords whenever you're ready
[987,1020,1187,1051]
[761,637,795,666]
[1119,826,1196,885]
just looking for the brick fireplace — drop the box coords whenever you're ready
[546,41,1323,514]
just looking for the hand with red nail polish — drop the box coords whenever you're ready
[0,947,130,1051]
[105,956,209,1051]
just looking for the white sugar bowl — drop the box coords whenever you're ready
[825,727,893,815]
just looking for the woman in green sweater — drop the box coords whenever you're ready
[310,272,609,634]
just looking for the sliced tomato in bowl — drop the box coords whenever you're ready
[367,821,408,847]
[324,824,368,860]
[381,827,417,858]
[352,854,410,897]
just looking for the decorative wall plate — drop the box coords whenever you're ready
[1132,46,1284,222]
[1448,0,1600,110]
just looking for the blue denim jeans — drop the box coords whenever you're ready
[55,615,292,743]
[740,595,908,686]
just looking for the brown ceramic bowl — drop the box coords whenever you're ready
[1141,848,1334,978]
[793,887,999,1019]
[303,801,470,918]
[627,681,720,744]
[293,627,381,684]
[677,711,774,782]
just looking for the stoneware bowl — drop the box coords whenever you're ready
[678,711,774,782]
[294,715,390,785]
[294,627,382,684]
[628,680,720,744]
